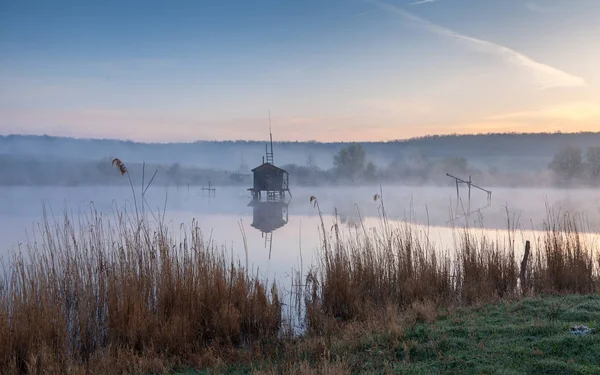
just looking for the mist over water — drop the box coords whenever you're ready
[1,179,599,340]
[1,184,599,281]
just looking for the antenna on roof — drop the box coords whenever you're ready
[269,111,273,152]
[266,110,274,164]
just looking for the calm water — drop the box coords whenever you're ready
[1,184,599,284]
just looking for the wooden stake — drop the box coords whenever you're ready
[520,240,531,295]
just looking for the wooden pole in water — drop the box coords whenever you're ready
[455,180,459,213]
[468,175,472,215]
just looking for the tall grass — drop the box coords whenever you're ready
[0,207,281,374]
[301,197,599,333]
[531,208,597,294]
[304,220,453,327]
[454,227,518,304]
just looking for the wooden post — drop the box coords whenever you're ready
[455,180,459,213]
[468,175,472,214]
[520,240,531,295]
[467,175,472,219]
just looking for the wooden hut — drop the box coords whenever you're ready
[248,127,291,201]
[248,162,289,201]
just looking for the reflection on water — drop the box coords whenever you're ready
[1,185,599,278]
[248,198,290,259]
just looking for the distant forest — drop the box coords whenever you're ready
[1,132,600,187]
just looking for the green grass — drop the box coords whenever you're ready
[395,295,600,375]
[174,295,600,375]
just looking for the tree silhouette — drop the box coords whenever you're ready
[333,143,365,180]
[549,146,583,183]
[585,146,600,183]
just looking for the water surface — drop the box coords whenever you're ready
[1,184,598,283]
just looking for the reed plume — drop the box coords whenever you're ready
[112,158,128,175]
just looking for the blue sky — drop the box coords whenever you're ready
[1,0,599,141]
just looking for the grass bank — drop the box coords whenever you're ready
[180,294,600,374]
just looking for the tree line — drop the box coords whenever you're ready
[2,143,599,188]
[281,143,476,186]
[548,146,600,184]
[0,156,238,187]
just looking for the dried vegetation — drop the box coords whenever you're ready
[1,164,599,374]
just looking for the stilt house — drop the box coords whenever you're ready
[248,131,290,201]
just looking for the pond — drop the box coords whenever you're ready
[2,184,598,332]
[1,184,598,274]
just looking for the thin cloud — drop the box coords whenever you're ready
[410,0,439,5]
[525,2,556,13]
[369,0,586,89]
[351,10,376,17]
[487,102,600,122]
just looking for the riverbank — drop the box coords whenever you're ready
[177,294,600,374]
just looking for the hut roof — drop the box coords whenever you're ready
[251,162,287,173]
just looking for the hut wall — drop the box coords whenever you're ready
[253,169,284,192]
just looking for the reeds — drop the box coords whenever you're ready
[0,208,281,374]
[301,196,599,333]
[454,227,518,304]
[531,208,597,294]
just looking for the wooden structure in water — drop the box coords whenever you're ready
[246,117,292,258]
[250,163,289,201]
[200,180,216,197]
[447,174,492,206]
[446,173,492,223]
[248,122,290,201]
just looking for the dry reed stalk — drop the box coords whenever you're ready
[0,207,281,374]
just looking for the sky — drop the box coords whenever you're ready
[1,0,599,142]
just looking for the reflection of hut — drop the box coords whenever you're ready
[249,200,289,233]
[248,199,289,258]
